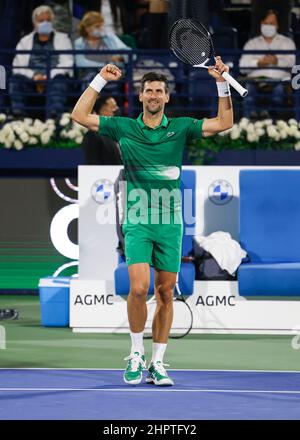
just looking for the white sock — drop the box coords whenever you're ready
[151,342,167,363]
[130,331,144,356]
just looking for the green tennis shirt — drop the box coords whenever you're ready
[99,113,203,221]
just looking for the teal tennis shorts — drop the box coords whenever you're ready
[122,219,183,273]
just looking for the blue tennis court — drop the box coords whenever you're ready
[1,369,300,420]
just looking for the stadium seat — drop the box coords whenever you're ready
[238,169,300,296]
[114,169,196,296]
[212,26,238,51]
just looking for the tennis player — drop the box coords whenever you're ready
[71,56,233,386]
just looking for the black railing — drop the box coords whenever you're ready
[0,48,299,120]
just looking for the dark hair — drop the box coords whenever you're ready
[261,9,279,23]
[140,72,169,92]
[93,96,111,114]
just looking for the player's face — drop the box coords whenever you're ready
[139,81,169,114]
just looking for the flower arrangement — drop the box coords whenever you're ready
[0,113,87,150]
[1,114,300,159]
[188,118,300,165]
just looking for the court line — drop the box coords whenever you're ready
[1,388,300,394]
[0,368,300,373]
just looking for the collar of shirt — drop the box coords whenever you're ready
[137,112,169,130]
[258,33,283,48]
[34,31,54,45]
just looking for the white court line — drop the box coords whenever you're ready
[0,368,300,373]
[0,388,300,395]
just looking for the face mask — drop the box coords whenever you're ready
[261,24,277,38]
[92,29,104,38]
[37,21,54,35]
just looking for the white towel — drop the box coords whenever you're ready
[194,232,247,275]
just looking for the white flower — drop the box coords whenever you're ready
[24,118,33,125]
[246,123,255,133]
[33,119,45,135]
[14,140,23,150]
[41,132,51,144]
[20,132,30,143]
[60,113,71,126]
[263,119,273,126]
[289,119,298,126]
[75,136,83,144]
[61,112,71,119]
[287,125,299,137]
[279,129,288,140]
[46,119,55,125]
[277,120,288,130]
[256,128,265,137]
[4,139,12,149]
[66,129,77,140]
[72,121,84,131]
[7,132,16,143]
[295,141,300,151]
[0,113,6,123]
[267,125,278,139]
[29,137,38,145]
[239,118,249,129]
[247,132,258,143]
[230,126,240,140]
[254,121,263,129]
[60,117,70,127]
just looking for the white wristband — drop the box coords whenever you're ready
[89,74,107,93]
[216,81,231,97]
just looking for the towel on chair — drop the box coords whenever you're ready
[194,232,247,275]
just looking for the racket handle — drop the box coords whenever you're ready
[221,71,248,98]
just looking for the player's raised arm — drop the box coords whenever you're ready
[202,57,234,138]
[71,64,122,132]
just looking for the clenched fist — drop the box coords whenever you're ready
[100,64,122,82]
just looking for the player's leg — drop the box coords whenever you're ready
[123,222,153,385]
[124,264,150,385]
[152,269,176,343]
[146,269,177,386]
[146,220,182,386]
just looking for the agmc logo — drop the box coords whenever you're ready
[208,179,233,205]
[91,179,114,204]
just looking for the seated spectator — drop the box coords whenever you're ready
[82,95,122,165]
[239,9,296,118]
[74,10,130,88]
[99,0,124,35]
[10,5,73,119]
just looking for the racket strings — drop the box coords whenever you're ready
[169,19,213,66]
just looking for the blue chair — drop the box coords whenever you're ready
[238,169,300,296]
[114,169,196,296]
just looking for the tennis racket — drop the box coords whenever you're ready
[169,18,248,97]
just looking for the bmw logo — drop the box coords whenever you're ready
[91,179,114,204]
[208,179,233,205]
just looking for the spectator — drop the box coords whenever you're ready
[82,95,122,164]
[74,10,130,84]
[10,4,73,119]
[147,0,169,49]
[99,0,124,35]
[239,9,296,118]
